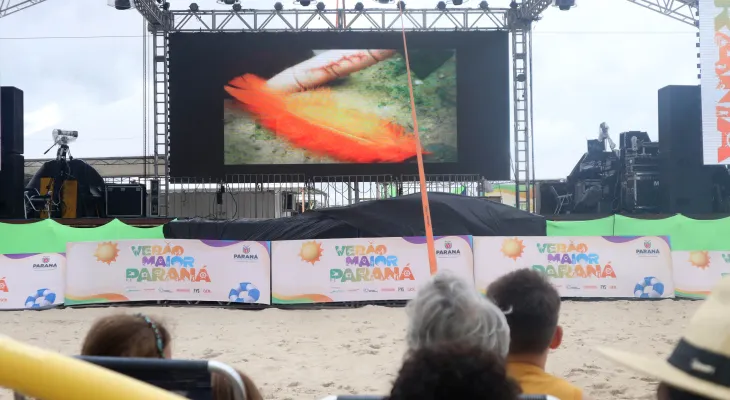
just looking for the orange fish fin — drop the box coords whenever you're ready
[225,74,426,163]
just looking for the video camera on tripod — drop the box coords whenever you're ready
[24,130,105,219]
[45,129,79,161]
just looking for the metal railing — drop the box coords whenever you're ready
[103,173,490,219]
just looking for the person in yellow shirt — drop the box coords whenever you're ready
[487,269,585,400]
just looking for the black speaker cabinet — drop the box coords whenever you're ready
[149,179,160,216]
[624,172,661,212]
[105,184,146,217]
[0,87,24,155]
[0,153,25,218]
[658,85,714,214]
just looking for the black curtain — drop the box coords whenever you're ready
[163,193,546,241]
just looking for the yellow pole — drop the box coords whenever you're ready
[0,336,185,400]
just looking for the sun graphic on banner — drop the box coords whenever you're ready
[501,238,526,261]
[688,251,710,270]
[94,242,120,265]
[299,241,324,265]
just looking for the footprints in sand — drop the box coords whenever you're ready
[566,363,602,378]
[201,348,223,359]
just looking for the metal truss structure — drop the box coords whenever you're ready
[626,0,698,27]
[0,0,46,18]
[0,0,701,214]
[142,5,539,213]
[24,156,164,178]
[132,0,698,214]
[168,7,508,31]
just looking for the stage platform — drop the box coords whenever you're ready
[0,218,172,227]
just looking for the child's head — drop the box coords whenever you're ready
[81,313,171,358]
[487,268,561,356]
[212,369,263,400]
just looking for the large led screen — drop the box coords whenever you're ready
[169,31,510,179]
[224,49,457,165]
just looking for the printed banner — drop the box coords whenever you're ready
[65,240,271,305]
[473,236,674,298]
[699,0,730,164]
[673,251,730,299]
[271,236,474,304]
[0,253,66,310]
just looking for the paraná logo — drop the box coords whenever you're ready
[436,240,461,258]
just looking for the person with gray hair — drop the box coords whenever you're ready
[405,270,511,358]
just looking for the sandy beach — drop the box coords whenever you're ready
[0,300,700,399]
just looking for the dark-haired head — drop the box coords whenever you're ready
[81,313,171,358]
[212,369,264,400]
[487,268,561,355]
[658,384,715,400]
[388,343,520,400]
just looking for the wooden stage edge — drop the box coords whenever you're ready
[0,218,173,227]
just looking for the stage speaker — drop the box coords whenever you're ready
[149,179,160,216]
[0,153,25,218]
[623,172,661,212]
[106,184,146,217]
[0,87,24,155]
[658,85,715,214]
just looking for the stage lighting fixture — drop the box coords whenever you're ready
[437,1,446,10]
[355,2,364,10]
[189,3,199,11]
[479,1,488,9]
[452,0,462,5]
[316,2,325,10]
[223,0,236,4]
[275,2,284,10]
[233,3,242,11]
[554,0,576,10]
[299,0,311,5]
[114,0,132,9]
[377,0,391,4]
[397,1,405,10]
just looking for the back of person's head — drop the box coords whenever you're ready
[212,369,263,400]
[406,270,510,358]
[388,343,520,400]
[81,313,171,358]
[658,384,714,400]
[487,268,560,355]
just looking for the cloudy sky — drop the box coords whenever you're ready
[0,0,697,179]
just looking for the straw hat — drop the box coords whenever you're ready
[598,277,730,400]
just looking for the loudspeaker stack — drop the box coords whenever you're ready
[0,87,25,219]
[657,85,715,214]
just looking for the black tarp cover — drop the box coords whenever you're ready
[163,192,546,241]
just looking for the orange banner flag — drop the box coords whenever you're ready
[398,7,438,276]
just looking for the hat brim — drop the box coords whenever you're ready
[597,347,730,400]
